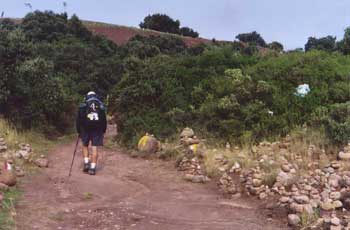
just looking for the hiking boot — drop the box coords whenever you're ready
[83,163,90,173]
[88,167,96,175]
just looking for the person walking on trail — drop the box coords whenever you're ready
[76,91,107,175]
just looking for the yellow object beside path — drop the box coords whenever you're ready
[138,135,149,150]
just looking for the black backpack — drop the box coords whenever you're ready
[84,96,104,129]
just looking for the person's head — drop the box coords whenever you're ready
[85,91,97,100]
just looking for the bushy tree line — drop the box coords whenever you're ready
[109,45,350,145]
[1,11,349,146]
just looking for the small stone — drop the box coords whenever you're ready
[330,225,341,230]
[339,151,350,160]
[294,195,310,204]
[290,202,304,213]
[279,196,290,203]
[321,201,335,211]
[35,158,49,168]
[259,192,267,200]
[331,216,340,226]
[333,200,343,209]
[0,183,9,191]
[288,214,300,226]
[281,164,290,173]
[252,179,263,187]
[330,191,341,200]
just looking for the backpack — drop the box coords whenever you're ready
[84,96,104,129]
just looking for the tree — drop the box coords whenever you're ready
[22,10,68,42]
[236,31,266,47]
[304,36,336,52]
[268,41,284,52]
[179,27,199,38]
[337,27,350,55]
[139,13,180,34]
[139,13,199,38]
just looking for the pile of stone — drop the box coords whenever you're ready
[218,173,237,195]
[179,128,201,157]
[213,154,230,173]
[0,138,7,153]
[15,143,32,160]
[339,143,350,160]
[178,157,209,183]
[273,162,297,189]
[240,167,271,199]
[229,162,241,174]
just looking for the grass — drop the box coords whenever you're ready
[82,192,93,200]
[299,208,320,229]
[0,119,75,229]
[0,188,22,230]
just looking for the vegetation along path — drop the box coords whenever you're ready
[16,128,286,230]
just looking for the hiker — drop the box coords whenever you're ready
[76,91,107,175]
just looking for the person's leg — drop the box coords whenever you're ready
[81,132,91,173]
[90,146,98,169]
[88,131,103,175]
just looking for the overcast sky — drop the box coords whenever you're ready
[2,0,349,50]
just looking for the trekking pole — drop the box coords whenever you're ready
[68,135,80,177]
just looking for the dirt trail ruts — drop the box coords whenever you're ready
[16,127,287,230]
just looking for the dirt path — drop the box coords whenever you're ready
[16,128,287,230]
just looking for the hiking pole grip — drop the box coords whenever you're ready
[68,135,80,177]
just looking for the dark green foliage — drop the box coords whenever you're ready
[236,31,267,47]
[139,13,199,38]
[140,13,180,34]
[337,27,350,55]
[268,41,284,52]
[110,47,350,146]
[305,36,336,52]
[0,11,122,133]
[179,27,199,38]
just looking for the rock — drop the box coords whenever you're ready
[252,179,263,187]
[137,134,160,154]
[0,182,9,191]
[333,200,343,209]
[16,169,25,177]
[229,162,241,173]
[330,191,341,200]
[259,192,267,200]
[0,171,16,186]
[321,201,335,211]
[331,216,340,226]
[339,151,350,160]
[303,204,314,215]
[290,202,304,213]
[184,174,194,181]
[180,128,194,138]
[294,195,310,204]
[35,158,49,168]
[288,214,300,226]
[279,196,290,203]
[330,226,341,230]
[191,175,208,183]
[281,164,290,173]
